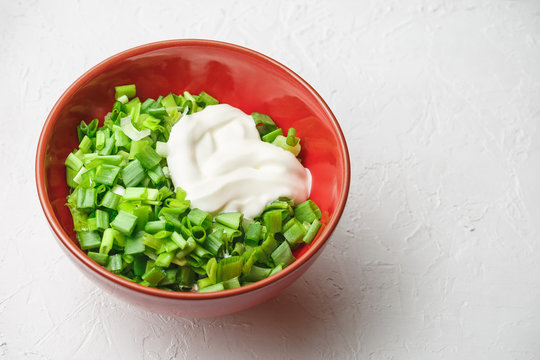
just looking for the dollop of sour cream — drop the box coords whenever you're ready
[166,104,311,219]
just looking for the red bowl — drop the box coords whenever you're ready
[35,39,350,317]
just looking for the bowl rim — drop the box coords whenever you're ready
[35,39,351,300]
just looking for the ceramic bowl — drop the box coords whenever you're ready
[36,39,350,317]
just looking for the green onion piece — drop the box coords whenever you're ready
[283,218,306,247]
[87,217,97,231]
[95,209,109,231]
[99,228,115,255]
[79,135,93,153]
[206,257,218,284]
[124,231,146,255]
[140,98,154,113]
[215,212,243,230]
[244,265,271,282]
[142,266,166,286]
[198,282,225,293]
[147,107,168,118]
[261,128,283,143]
[197,277,216,290]
[202,232,223,256]
[66,167,78,188]
[94,164,120,186]
[197,91,219,106]
[106,254,123,273]
[164,198,190,211]
[263,210,282,234]
[251,112,278,137]
[231,242,245,256]
[114,128,131,149]
[142,233,164,250]
[155,252,175,267]
[145,220,167,234]
[286,128,299,146]
[126,97,141,124]
[110,210,138,235]
[217,256,244,282]
[269,264,283,277]
[294,200,322,223]
[101,191,121,210]
[303,219,322,244]
[175,187,187,201]
[261,233,278,256]
[132,255,146,276]
[170,231,187,249]
[95,128,107,150]
[158,269,177,286]
[87,251,108,266]
[121,159,146,187]
[242,247,263,275]
[271,241,295,267]
[117,94,129,104]
[135,143,161,170]
[178,267,195,289]
[115,84,136,100]
[187,208,212,229]
[65,152,84,171]
[222,277,241,289]
[148,165,165,186]
[162,239,179,253]
[245,222,262,247]
[191,226,206,243]
[77,231,101,250]
[123,187,148,201]
[76,187,96,210]
[97,136,115,156]
[272,135,301,157]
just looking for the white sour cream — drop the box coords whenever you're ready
[166,104,311,218]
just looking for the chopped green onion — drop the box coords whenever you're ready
[110,210,138,235]
[135,142,161,170]
[94,164,120,186]
[283,218,306,247]
[271,241,295,267]
[251,112,278,137]
[155,252,175,267]
[121,160,146,187]
[79,135,92,153]
[303,219,322,244]
[244,265,271,282]
[263,210,282,234]
[101,190,121,210]
[294,200,322,223]
[198,282,225,293]
[124,232,146,255]
[106,254,123,273]
[65,152,84,172]
[215,212,243,230]
[95,209,109,231]
[217,256,244,282]
[262,128,283,143]
[222,277,241,289]
[142,266,166,286]
[115,84,136,100]
[77,231,101,250]
[76,187,96,210]
[87,251,108,266]
[187,208,212,229]
[245,222,262,247]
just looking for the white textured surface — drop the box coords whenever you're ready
[2,0,540,359]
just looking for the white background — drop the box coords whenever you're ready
[2,0,540,359]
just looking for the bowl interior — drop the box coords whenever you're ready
[39,40,349,295]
